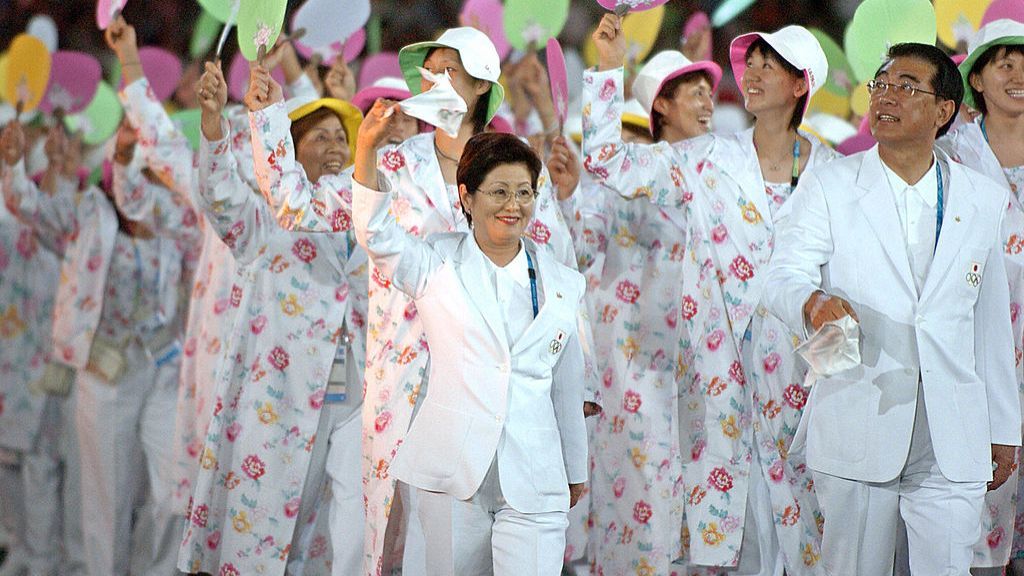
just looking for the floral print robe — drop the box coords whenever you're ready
[245,103,579,574]
[940,120,1024,567]
[582,66,838,573]
[178,119,367,576]
[569,172,689,576]
[0,198,57,453]
[120,79,243,511]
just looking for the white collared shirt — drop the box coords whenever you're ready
[882,155,940,294]
[476,239,537,346]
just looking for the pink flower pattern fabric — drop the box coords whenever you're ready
[178,122,368,576]
[940,121,1024,568]
[582,67,838,573]
[246,103,579,574]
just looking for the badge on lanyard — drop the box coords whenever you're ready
[966,262,981,288]
[549,330,566,355]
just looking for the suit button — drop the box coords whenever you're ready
[496,414,504,423]
[497,363,509,373]
[915,315,924,324]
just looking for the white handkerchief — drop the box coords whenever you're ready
[795,315,861,387]
[397,68,468,137]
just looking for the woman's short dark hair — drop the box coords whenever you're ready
[880,43,965,138]
[652,69,714,141]
[457,132,542,225]
[745,38,807,132]
[290,107,341,148]
[425,47,493,135]
[968,44,1024,115]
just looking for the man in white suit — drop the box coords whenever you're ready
[763,43,1021,576]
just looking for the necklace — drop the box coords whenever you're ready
[434,139,460,164]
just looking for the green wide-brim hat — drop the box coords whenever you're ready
[959,19,1024,109]
[398,27,505,124]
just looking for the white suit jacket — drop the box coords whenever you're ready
[764,146,1021,483]
[353,182,590,514]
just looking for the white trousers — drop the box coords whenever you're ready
[21,394,86,576]
[416,460,569,576]
[75,345,185,576]
[287,394,364,576]
[813,387,986,576]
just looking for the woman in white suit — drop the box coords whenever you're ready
[352,109,591,576]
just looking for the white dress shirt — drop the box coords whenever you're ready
[882,155,940,294]
[479,240,539,346]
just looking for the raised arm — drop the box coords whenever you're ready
[1,122,77,243]
[107,16,197,198]
[194,61,274,265]
[246,64,351,232]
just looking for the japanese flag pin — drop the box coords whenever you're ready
[556,291,563,299]
[549,329,567,355]
[966,262,981,288]
[955,215,961,223]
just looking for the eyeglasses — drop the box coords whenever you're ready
[475,187,538,205]
[866,79,942,99]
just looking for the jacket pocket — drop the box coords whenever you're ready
[403,403,473,480]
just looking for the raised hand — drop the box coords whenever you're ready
[324,58,356,101]
[353,99,402,189]
[105,16,142,84]
[244,62,284,112]
[593,13,627,72]
[199,61,229,140]
[1,121,26,166]
[546,136,580,201]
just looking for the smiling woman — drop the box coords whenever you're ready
[288,98,362,183]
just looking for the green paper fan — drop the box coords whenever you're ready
[503,0,570,51]
[844,0,936,83]
[64,81,123,146]
[198,0,235,23]
[237,0,287,61]
[171,108,203,150]
[191,9,223,59]
[809,28,855,98]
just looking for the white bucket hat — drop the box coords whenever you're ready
[632,50,722,135]
[959,19,1024,109]
[729,25,828,115]
[398,27,505,122]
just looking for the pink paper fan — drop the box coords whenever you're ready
[294,28,366,65]
[228,51,286,103]
[982,0,1024,25]
[358,52,402,91]
[460,0,511,61]
[137,47,183,102]
[683,11,712,62]
[41,51,102,114]
[546,38,568,126]
[96,0,128,30]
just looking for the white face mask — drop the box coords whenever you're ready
[795,315,862,387]
[396,67,468,138]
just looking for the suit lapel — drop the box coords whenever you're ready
[919,158,977,304]
[856,147,917,295]
[512,243,561,355]
[454,235,510,352]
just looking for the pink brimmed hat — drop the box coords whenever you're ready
[632,50,722,135]
[729,25,827,115]
[351,77,412,113]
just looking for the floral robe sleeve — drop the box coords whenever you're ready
[120,78,197,198]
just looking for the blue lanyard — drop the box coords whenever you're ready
[935,164,945,252]
[524,248,539,319]
[981,116,989,142]
[790,138,801,189]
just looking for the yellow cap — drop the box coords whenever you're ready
[288,98,363,165]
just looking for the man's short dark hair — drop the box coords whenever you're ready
[457,132,542,225]
[878,43,964,138]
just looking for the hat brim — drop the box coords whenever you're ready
[351,87,412,113]
[958,35,1024,109]
[398,41,505,125]
[729,32,815,119]
[288,98,363,167]
[647,61,723,135]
